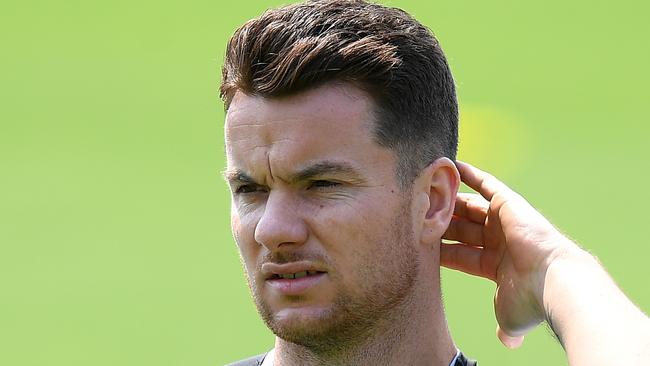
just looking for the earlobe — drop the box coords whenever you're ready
[419,158,460,245]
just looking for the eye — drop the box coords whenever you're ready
[235,184,266,194]
[308,180,340,189]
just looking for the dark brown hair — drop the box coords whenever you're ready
[220,0,458,186]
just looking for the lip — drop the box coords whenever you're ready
[261,261,327,279]
[266,273,327,296]
[261,261,328,296]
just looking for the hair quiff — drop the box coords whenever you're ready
[220,0,458,186]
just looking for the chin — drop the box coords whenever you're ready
[273,305,333,332]
[265,304,348,348]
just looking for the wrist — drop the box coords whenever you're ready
[526,235,582,315]
[540,244,599,338]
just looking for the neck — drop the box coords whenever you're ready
[273,267,456,366]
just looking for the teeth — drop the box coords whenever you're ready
[278,271,315,279]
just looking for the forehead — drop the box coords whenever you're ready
[225,84,394,179]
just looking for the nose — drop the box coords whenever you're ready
[254,190,308,251]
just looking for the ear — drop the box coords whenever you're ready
[413,157,460,247]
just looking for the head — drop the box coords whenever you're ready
[221,0,458,187]
[222,0,459,352]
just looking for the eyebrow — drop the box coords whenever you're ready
[223,169,256,185]
[289,161,361,183]
[223,161,363,185]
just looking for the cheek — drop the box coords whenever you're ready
[324,195,413,271]
[313,203,394,274]
[231,207,261,270]
[313,205,364,247]
[230,204,241,242]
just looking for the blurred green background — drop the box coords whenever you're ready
[1,0,648,365]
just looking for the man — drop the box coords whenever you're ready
[221,1,650,365]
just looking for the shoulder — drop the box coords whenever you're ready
[224,353,267,366]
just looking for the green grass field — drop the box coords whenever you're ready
[1,1,648,365]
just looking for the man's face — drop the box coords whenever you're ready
[225,84,421,348]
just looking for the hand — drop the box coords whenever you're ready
[441,161,579,348]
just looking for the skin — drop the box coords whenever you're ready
[223,81,649,365]
[225,83,459,365]
[443,161,650,365]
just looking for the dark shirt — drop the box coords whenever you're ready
[226,351,477,366]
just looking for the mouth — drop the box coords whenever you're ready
[262,262,329,295]
[261,261,328,280]
[268,270,326,280]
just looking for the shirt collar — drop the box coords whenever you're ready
[261,347,461,366]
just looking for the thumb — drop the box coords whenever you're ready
[496,326,525,349]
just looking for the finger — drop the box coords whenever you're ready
[443,217,484,246]
[456,161,509,201]
[497,326,525,349]
[454,193,489,224]
[440,243,494,280]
